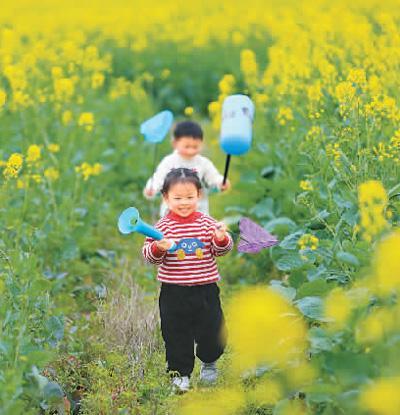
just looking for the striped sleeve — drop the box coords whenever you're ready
[202,215,234,257]
[142,238,166,264]
[211,233,234,257]
[142,219,167,265]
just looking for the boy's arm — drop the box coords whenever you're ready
[144,156,173,197]
[202,158,224,189]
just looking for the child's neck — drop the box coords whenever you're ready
[175,150,197,160]
[167,210,201,222]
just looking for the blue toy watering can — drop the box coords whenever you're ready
[219,94,255,184]
[118,207,177,252]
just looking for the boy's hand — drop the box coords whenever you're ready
[214,222,228,241]
[155,238,174,252]
[144,187,156,198]
[220,180,231,192]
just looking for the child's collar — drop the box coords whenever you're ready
[166,211,203,223]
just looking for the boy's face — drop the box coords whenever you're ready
[173,136,203,159]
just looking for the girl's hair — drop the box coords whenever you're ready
[161,168,202,195]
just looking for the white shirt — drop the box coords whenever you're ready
[144,150,224,216]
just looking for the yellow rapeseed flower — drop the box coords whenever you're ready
[78,112,95,132]
[54,77,74,101]
[325,288,353,330]
[347,68,367,88]
[218,74,235,96]
[298,234,319,250]
[0,89,7,107]
[3,153,23,179]
[178,387,245,415]
[358,180,389,242]
[240,49,258,87]
[300,180,313,191]
[75,162,102,180]
[227,287,307,374]
[91,72,105,89]
[44,167,60,181]
[247,378,283,406]
[160,68,171,79]
[48,143,60,153]
[372,230,400,295]
[359,377,400,415]
[277,106,294,125]
[62,110,73,125]
[26,145,41,163]
[184,106,194,116]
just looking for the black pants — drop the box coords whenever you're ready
[159,282,227,377]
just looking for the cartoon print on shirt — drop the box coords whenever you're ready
[175,238,205,260]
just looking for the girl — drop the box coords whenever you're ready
[142,168,233,392]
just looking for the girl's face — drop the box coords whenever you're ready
[163,182,201,217]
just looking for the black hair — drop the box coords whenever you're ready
[161,168,202,195]
[173,120,203,140]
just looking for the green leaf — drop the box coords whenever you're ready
[323,351,374,386]
[295,296,327,321]
[261,166,276,179]
[333,194,353,209]
[279,231,303,250]
[342,207,359,227]
[276,253,304,271]
[308,327,334,353]
[250,197,275,219]
[270,280,296,301]
[388,182,400,198]
[264,217,296,234]
[307,265,327,282]
[309,209,331,224]
[221,215,242,226]
[297,279,331,299]
[336,251,360,267]
[43,381,65,403]
[45,316,64,344]
[288,269,307,288]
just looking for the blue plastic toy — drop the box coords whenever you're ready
[219,95,255,184]
[118,207,177,252]
[140,110,174,143]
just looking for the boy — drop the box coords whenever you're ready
[143,120,230,216]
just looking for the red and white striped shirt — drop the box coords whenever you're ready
[142,211,233,286]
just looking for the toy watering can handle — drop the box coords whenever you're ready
[118,207,177,252]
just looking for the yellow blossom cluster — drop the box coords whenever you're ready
[299,180,313,191]
[358,180,389,242]
[240,49,258,91]
[276,106,294,126]
[78,112,95,132]
[2,153,23,180]
[226,287,308,373]
[326,143,342,167]
[298,233,319,250]
[208,74,236,130]
[26,145,41,164]
[75,162,102,181]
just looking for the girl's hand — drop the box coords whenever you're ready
[214,222,228,241]
[156,238,174,251]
